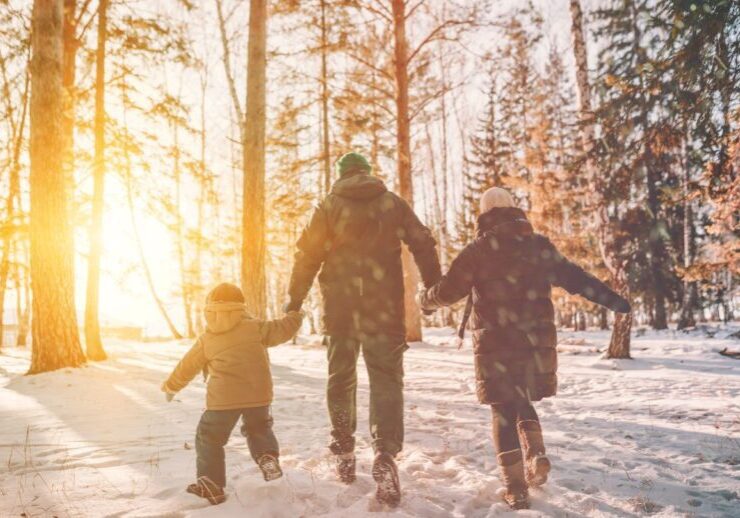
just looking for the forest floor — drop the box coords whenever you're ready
[0,326,738,517]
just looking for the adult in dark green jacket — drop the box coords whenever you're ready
[286,152,441,505]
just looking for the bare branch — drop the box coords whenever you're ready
[345,51,394,82]
[214,0,244,133]
[407,18,474,65]
[405,0,427,20]
[356,0,392,23]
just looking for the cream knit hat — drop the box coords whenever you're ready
[480,187,516,213]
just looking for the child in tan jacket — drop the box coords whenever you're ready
[162,282,303,505]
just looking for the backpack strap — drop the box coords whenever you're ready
[456,293,474,349]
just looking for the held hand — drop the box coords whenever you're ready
[416,286,435,315]
[415,285,427,309]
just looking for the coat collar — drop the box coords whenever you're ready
[476,207,533,238]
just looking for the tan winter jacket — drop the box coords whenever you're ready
[162,302,303,410]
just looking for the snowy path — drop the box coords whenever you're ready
[1,328,738,517]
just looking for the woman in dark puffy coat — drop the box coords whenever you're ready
[419,187,630,510]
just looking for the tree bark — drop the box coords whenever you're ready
[28,0,86,373]
[569,0,631,356]
[677,136,696,329]
[242,0,268,319]
[84,0,108,361]
[62,0,77,246]
[320,0,331,196]
[606,269,632,359]
[391,0,423,342]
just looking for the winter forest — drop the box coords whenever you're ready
[0,0,738,516]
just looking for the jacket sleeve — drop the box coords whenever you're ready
[287,203,331,311]
[260,311,304,347]
[544,239,630,312]
[398,197,442,288]
[420,244,477,310]
[162,339,207,394]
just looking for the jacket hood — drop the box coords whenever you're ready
[330,173,388,200]
[476,207,533,239]
[204,301,248,334]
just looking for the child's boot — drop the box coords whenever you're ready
[517,420,551,487]
[497,449,530,510]
[336,452,356,484]
[257,453,283,481]
[186,476,226,505]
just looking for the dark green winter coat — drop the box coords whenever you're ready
[287,172,442,342]
[420,207,630,405]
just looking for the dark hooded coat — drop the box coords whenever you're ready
[420,207,629,405]
[287,173,441,342]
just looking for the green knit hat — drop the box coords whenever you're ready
[336,152,372,177]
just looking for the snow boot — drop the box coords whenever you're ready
[186,476,226,505]
[517,419,551,487]
[498,449,530,510]
[257,453,283,481]
[372,451,401,507]
[336,452,356,484]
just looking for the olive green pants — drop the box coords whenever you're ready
[326,335,406,456]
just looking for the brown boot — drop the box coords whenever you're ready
[517,419,551,487]
[497,449,530,510]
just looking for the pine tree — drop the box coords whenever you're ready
[28,0,86,373]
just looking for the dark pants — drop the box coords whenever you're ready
[195,406,279,488]
[326,335,406,456]
[491,400,540,453]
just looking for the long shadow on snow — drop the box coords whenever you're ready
[3,357,200,478]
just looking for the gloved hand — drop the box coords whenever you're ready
[416,286,435,316]
[612,297,631,314]
[164,391,175,402]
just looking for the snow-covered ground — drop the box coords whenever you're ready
[1,327,738,517]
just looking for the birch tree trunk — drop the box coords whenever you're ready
[569,0,631,358]
[84,0,108,361]
[391,0,422,342]
[242,0,267,319]
[28,0,86,373]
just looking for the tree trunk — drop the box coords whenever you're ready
[84,0,108,361]
[569,0,631,356]
[606,270,632,359]
[15,260,30,347]
[28,0,85,373]
[173,120,195,338]
[62,0,77,249]
[242,0,267,319]
[320,0,331,196]
[193,71,208,335]
[677,138,697,330]
[391,0,422,342]
[0,45,28,349]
